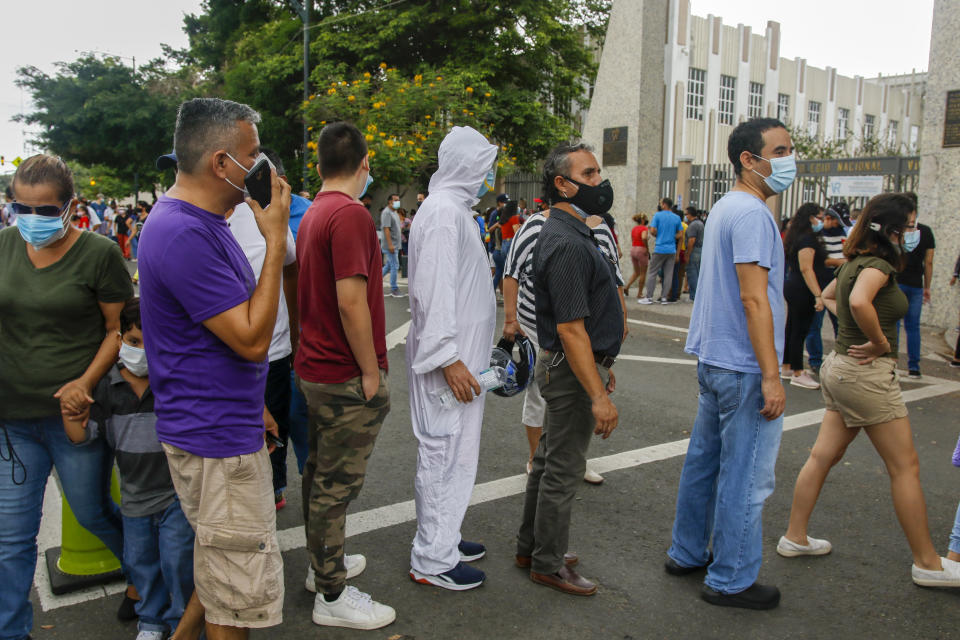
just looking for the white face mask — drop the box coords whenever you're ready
[119,342,149,377]
[224,152,271,198]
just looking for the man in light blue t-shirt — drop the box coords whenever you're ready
[639,198,683,304]
[665,118,793,611]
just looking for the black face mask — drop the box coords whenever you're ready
[557,176,614,216]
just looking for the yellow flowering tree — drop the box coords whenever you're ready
[303,66,517,192]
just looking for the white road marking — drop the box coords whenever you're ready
[385,320,411,351]
[35,374,960,612]
[617,355,697,366]
[627,318,689,333]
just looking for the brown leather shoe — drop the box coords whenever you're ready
[515,553,578,568]
[529,566,597,596]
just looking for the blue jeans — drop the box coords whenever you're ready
[123,499,194,636]
[950,499,960,556]
[382,249,399,293]
[805,309,839,370]
[896,284,923,371]
[288,370,309,474]
[686,249,702,301]
[668,363,784,594]
[0,416,123,640]
[493,239,511,290]
[130,235,139,259]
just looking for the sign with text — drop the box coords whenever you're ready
[828,176,884,198]
[944,90,960,148]
[603,126,628,166]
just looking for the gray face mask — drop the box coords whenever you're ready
[224,152,271,199]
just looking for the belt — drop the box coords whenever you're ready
[543,349,615,369]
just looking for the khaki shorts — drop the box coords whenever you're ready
[162,443,283,628]
[521,324,546,427]
[820,351,908,428]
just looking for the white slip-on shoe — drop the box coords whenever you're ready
[312,586,396,629]
[583,469,605,485]
[912,557,960,587]
[790,372,821,389]
[305,554,367,592]
[637,297,654,305]
[776,535,832,557]
[135,631,166,640]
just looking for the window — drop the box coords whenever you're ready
[836,108,849,139]
[909,125,920,152]
[802,180,818,202]
[777,93,790,122]
[864,114,875,139]
[748,82,764,119]
[807,100,821,137]
[888,119,899,146]
[718,75,736,125]
[686,68,706,121]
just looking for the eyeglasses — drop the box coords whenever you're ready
[11,201,71,217]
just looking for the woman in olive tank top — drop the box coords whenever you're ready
[777,193,960,588]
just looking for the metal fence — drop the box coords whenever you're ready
[503,170,542,207]
[660,156,920,219]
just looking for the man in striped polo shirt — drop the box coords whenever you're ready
[502,199,624,484]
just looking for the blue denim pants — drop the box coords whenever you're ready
[492,239,511,290]
[896,284,924,371]
[288,369,309,474]
[382,249,400,293]
[685,249,702,301]
[0,416,123,640]
[804,309,839,370]
[668,363,784,594]
[950,499,960,556]
[123,498,194,636]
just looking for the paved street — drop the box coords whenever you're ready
[27,281,960,639]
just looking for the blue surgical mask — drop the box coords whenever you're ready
[358,173,374,199]
[477,167,496,198]
[811,219,824,233]
[17,210,70,249]
[391,200,400,210]
[903,229,921,252]
[752,154,797,193]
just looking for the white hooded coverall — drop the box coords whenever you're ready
[406,126,498,575]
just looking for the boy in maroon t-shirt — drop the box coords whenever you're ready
[294,121,395,630]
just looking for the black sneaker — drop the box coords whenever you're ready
[664,554,711,576]
[908,369,922,378]
[117,593,139,621]
[701,583,780,610]
[950,361,960,368]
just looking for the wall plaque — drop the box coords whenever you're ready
[944,90,960,148]
[603,126,628,166]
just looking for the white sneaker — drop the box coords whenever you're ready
[583,468,605,484]
[776,535,832,557]
[790,372,820,389]
[136,631,166,640]
[312,586,396,630]
[912,557,960,587]
[305,554,367,592]
[637,297,654,305]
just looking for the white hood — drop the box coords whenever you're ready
[427,126,498,207]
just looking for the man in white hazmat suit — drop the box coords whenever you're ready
[406,126,498,591]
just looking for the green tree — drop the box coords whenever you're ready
[304,67,518,190]
[15,56,186,199]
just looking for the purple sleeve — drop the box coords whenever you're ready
[161,228,251,323]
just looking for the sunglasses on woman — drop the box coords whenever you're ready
[11,201,71,217]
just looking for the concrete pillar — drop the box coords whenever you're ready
[676,156,693,209]
[918,0,960,331]
[581,0,669,243]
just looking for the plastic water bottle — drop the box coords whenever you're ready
[434,366,506,409]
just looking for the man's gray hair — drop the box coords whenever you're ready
[540,142,593,205]
[173,98,261,175]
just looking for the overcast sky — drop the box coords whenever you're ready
[0,0,935,174]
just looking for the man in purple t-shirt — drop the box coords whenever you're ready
[138,97,291,639]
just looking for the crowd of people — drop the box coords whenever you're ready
[2,99,960,640]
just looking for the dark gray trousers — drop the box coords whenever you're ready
[517,350,608,574]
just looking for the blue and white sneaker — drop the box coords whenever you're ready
[458,540,486,562]
[409,561,486,591]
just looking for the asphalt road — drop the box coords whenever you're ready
[28,282,960,640]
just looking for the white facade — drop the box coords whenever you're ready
[654,0,926,166]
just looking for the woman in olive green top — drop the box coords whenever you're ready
[0,156,134,639]
[777,193,960,588]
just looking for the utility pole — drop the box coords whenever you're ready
[288,0,311,189]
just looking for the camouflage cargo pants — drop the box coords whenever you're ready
[298,369,390,594]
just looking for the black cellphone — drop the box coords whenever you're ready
[244,157,273,208]
[265,433,285,448]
